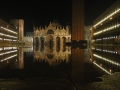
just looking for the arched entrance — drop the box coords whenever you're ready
[56,37,60,52]
[46,35,54,49]
[40,37,45,45]
[62,37,66,44]
[62,37,66,52]
[47,29,54,34]
[35,37,39,45]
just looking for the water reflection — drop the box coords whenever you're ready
[0,46,18,69]
[34,44,71,66]
[1,45,120,87]
[90,45,120,75]
[71,48,85,85]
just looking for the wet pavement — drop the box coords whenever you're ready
[0,72,120,90]
[1,45,120,90]
[0,78,74,90]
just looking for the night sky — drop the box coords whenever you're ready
[0,0,118,32]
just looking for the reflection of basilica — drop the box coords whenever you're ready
[33,20,71,66]
[33,20,71,46]
[34,44,71,66]
[0,45,71,69]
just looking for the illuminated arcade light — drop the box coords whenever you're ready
[110,17,112,20]
[0,53,4,56]
[4,47,17,50]
[110,69,112,73]
[94,24,120,35]
[90,58,92,61]
[93,8,120,27]
[96,38,102,40]
[4,39,12,41]
[0,32,4,35]
[0,48,3,51]
[93,54,120,66]
[96,48,102,51]
[0,38,2,40]
[0,26,17,34]
[4,34,17,38]
[13,40,17,41]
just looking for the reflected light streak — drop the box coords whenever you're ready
[0,50,17,56]
[93,61,112,75]
[4,47,17,50]
[0,38,2,40]
[96,49,102,51]
[5,50,17,54]
[0,48,3,51]
[4,39,12,41]
[96,48,117,54]
[93,54,120,66]
[0,54,17,62]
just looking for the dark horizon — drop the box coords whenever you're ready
[0,0,118,32]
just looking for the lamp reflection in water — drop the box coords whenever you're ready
[0,46,18,69]
[90,45,120,75]
[0,46,33,69]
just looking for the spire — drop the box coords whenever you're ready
[66,24,69,30]
[60,25,62,30]
[39,25,41,30]
[62,26,65,29]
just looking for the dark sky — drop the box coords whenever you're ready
[0,0,118,32]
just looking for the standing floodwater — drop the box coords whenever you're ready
[0,45,120,90]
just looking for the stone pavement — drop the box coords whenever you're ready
[0,72,120,90]
[0,77,74,90]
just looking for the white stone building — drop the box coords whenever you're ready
[33,20,71,46]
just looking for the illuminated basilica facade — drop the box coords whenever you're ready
[33,20,71,46]
[33,20,71,66]
[0,19,18,46]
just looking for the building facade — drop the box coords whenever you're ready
[10,19,24,43]
[33,20,71,46]
[0,19,18,46]
[22,32,33,46]
[85,25,91,44]
[91,0,120,45]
